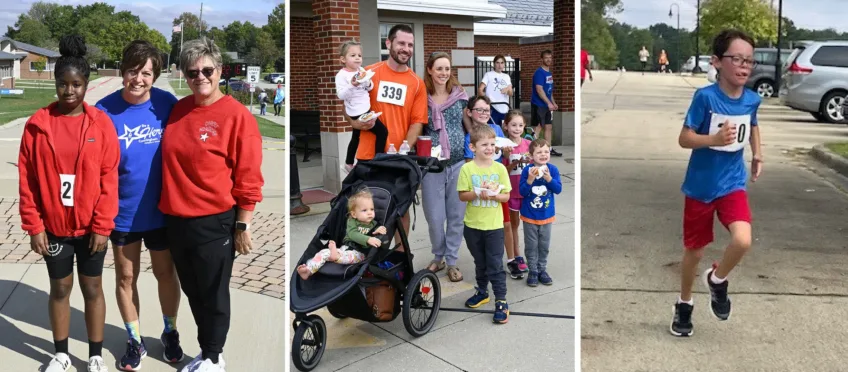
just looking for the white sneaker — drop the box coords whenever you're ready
[45,353,71,372]
[181,354,225,372]
[195,358,225,372]
[88,356,108,372]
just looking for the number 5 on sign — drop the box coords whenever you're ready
[60,174,75,207]
[708,113,751,152]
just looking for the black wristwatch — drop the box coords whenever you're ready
[235,221,250,232]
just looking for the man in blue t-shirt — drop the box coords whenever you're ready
[94,40,184,370]
[530,49,562,157]
[670,29,763,338]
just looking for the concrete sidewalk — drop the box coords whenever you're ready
[0,264,285,371]
[289,149,576,371]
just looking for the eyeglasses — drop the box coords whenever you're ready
[471,108,490,114]
[721,55,757,68]
[186,67,216,79]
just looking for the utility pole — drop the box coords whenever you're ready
[178,21,184,90]
[694,0,701,73]
[775,0,783,90]
[199,3,204,37]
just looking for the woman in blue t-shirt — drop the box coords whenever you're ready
[94,40,183,371]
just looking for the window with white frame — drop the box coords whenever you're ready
[380,22,415,70]
[29,60,54,72]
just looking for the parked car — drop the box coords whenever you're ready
[227,78,247,92]
[265,72,285,84]
[779,40,848,123]
[745,48,793,98]
[682,55,712,73]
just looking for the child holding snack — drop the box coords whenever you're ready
[336,39,388,172]
[297,189,387,280]
[519,139,562,287]
[457,125,512,324]
[501,110,532,279]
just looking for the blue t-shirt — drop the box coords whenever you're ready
[531,67,553,107]
[95,87,178,232]
[681,84,761,203]
[519,163,563,223]
[464,123,505,160]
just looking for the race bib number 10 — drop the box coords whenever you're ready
[708,113,751,152]
[60,174,75,207]
[376,81,407,106]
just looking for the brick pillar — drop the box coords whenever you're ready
[423,24,476,96]
[290,16,318,111]
[552,0,575,147]
[313,0,361,193]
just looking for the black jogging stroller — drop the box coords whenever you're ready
[289,154,445,371]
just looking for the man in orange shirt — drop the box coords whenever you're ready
[345,24,428,249]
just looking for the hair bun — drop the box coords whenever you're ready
[59,35,87,58]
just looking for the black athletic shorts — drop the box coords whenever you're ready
[531,103,553,127]
[43,233,107,279]
[110,228,169,251]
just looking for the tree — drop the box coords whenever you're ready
[581,0,623,18]
[582,10,618,69]
[264,3,285,48]
[33,56,47,86]
[700,0,777,46]
[247,30,281,72]
[169,13,208,67]
[8,16,51,47]
[85,43,106,68]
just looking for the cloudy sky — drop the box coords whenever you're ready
[1,0,282,40]
[615,0,848,33]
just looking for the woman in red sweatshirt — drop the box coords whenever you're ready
[18,35,120,372]
[159,37,264,372]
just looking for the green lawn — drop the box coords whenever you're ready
[168,79,193,98]
[826,142,848,158]
[255,115,284,139]
[0,89,58,124]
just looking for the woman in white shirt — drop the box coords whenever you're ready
[478,55,513,126]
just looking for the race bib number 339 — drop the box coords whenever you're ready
[376,81,407,106]
[60,174,75,207]
[708,113,751,152]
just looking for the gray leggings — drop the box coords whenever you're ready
[523,222,552,273]
[421,161,466,266]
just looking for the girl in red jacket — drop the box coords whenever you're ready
[18,35,120,372]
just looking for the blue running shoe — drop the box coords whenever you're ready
[118,338,146,371]
[161,330,185,363]
[464,288,490,308]
[526,271,539,287]
[539,271,553,286]
[493,300,509,324]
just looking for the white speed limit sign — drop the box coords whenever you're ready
[247,66,260,84]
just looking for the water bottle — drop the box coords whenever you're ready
[399,140,410,155]
[387,143,397,154]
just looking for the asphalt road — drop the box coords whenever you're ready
[581,71,848,371]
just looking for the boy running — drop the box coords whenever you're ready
[671,29,763,337]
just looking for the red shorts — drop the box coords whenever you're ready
[502,202,510,223]
[683,190,751,250]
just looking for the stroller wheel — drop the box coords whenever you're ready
[291,315,326,371]
[402,269,442,337]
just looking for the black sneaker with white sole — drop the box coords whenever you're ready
[670,302,694,337]
[703,267,731,320]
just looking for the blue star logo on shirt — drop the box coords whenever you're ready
[118,124,146,149]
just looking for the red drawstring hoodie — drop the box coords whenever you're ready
[18,102,120,237]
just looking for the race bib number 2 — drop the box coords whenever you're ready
[376,81,407,106]
[60,174,75,207]
[708,113,751,152]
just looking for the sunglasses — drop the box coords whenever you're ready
[186,67,216,79]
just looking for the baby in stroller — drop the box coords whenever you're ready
[297,188,387,280]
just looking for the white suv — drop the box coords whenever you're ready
[779,40,848,123]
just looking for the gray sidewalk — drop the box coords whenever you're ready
[289,148,575,371]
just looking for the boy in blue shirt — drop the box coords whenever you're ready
[530,50,562,157]
[671,29,763,337]
[519,139,562,286]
